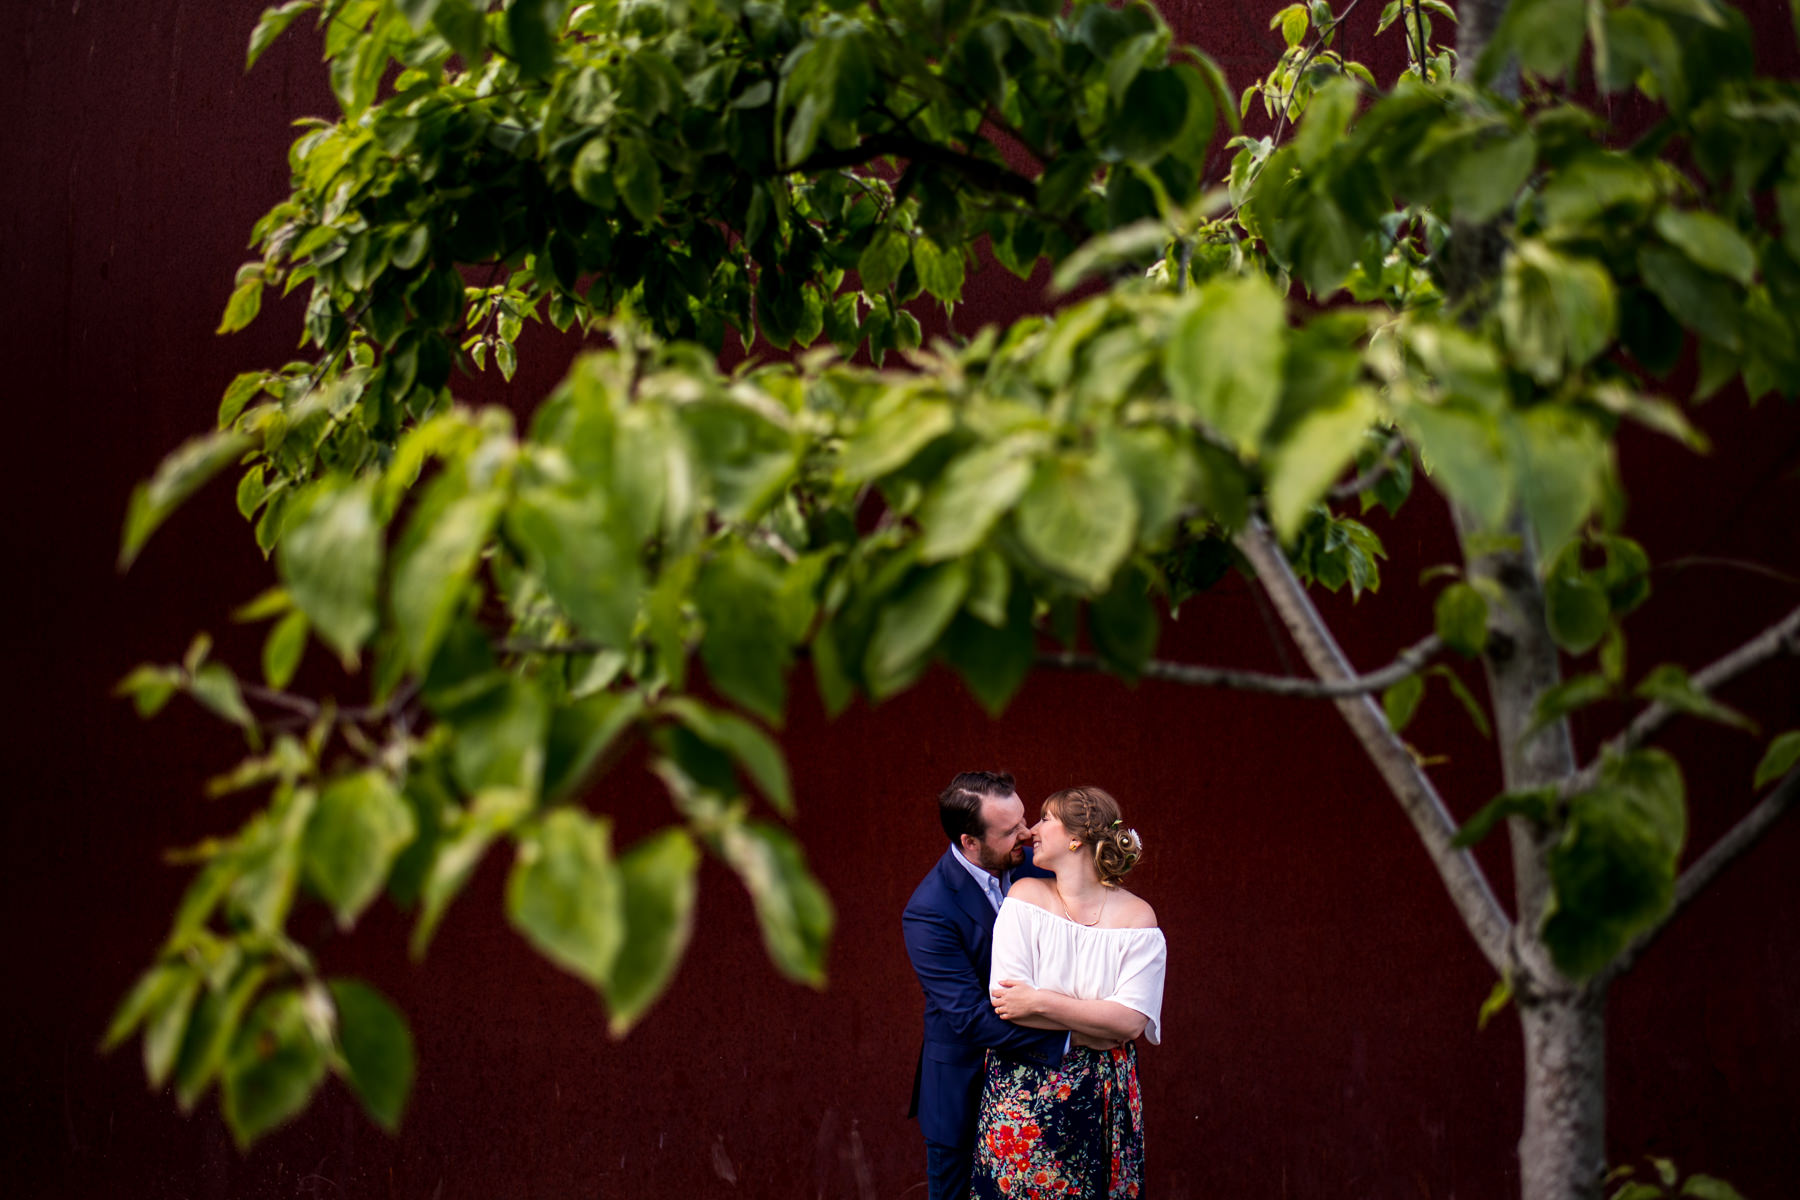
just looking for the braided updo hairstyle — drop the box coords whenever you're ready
[1044,786,1143,887]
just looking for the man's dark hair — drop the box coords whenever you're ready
[938,771,1016,843]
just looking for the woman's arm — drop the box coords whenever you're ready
[991,980,1148,1042]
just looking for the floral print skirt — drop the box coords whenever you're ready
[968,1042,1143,1199]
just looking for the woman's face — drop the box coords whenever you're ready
[1032,806,1075,865]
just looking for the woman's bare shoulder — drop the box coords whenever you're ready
[1006,876,1055,909]
[1107,889,1159,929]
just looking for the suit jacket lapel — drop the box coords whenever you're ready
[939,848,998,929]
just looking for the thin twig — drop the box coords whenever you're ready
[1604,766,1800,982]
[1567,604,1800,796]
[1328,436,1405,501]
[1038,633,1442,697]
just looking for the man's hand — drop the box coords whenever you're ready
[1072,1031,1124,1052]
[989,979,1041,1021]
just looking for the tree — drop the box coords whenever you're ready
[105,0,1796,1195]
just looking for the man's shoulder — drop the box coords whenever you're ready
[902,848,956,918]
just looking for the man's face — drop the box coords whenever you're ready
[961,790,1032,874]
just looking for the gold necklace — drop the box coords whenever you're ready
[1055,881,1106,927]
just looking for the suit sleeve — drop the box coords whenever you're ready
[903,904,1066,1062]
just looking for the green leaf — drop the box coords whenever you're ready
[1446,130,1536,225]
[1089,565,1159,679]
[277,477,383,666]
[505,0,565,78]
[913,238,965,304]
[1051,220,1171,294]
[1542,749,1686,978]
[507,487,642,650]
[1653,208,1756,287]
[220,989,328,1149]
[1484,0,1586,81]
[1164,275,1287,454]
[916,439,1037,563]
[392,482,504,674]
[433,0,488,63]
[248,1,316,71]
[173,962,274,1111]
[857,231,910,295]
[1546,569,1610,656]
[1264,385,1379,540]
[1476,975,1513,1030]
[115,664,182,718]
[1106,68,1190,163]
[327,980,414,1132]
[571,136,614,206]
[543,691,647,801]
[219,372,269,428]
[104,963,196,1066]
[1383,674,1426,733]
[661,698,793,815]
[603,828,700,1034]
[1500,241,1617,384]
[1453,787,1556,848]
[1634,664,1757,733]
[614,138,663,225]
[396,0,441,32]
[1529,673,1613,734]
[304,770,417,929]
[1754,730,1800,789]
[1639,243,1743,351]
[262,609,309,689]
[1015,452,1139,593]
[507,809,624,989]
[1400,404,1512,531]
[189,663,257,733]
[411,787,531,958]
[1429,665,1492,738]
[1680,1175,1748,1200]
[445,675,550,797]
[839,399,954,484]
[716,820,833,987]
[696,544,792,725]
[141,967,203,1087]
[1272,3,1309,47]
[942,592,1038,717]
[218,276,265,334]
[1435,582,1489,656]
[1596,533,1651,615]
[120,430,254,568]
[1513,406,1608,565]
[865,562,971,699]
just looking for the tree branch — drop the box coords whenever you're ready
[1568,604,1800,795]
[1604,766,1800,983]
[1328,436,1405,502]
[1037,633,1442,697]
[795,132,1036,205]
[1235,518,1514,975]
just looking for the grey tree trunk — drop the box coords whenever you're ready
[1518,986,1609,1200]
[1457,509,1607,1200]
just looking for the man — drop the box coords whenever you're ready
[901,771,1071,1200]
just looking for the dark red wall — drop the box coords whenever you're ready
[5,3,1798,1197]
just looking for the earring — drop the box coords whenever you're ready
[1068,840,1081,851]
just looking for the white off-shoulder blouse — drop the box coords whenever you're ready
[988,896,1168,1045]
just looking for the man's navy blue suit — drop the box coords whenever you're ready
[903,847,1066,1200]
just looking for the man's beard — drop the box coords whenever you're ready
[973,840,1024,874]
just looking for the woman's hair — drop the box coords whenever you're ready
[1044,786,1143,886]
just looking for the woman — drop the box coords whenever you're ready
[970,786,1165,1199]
